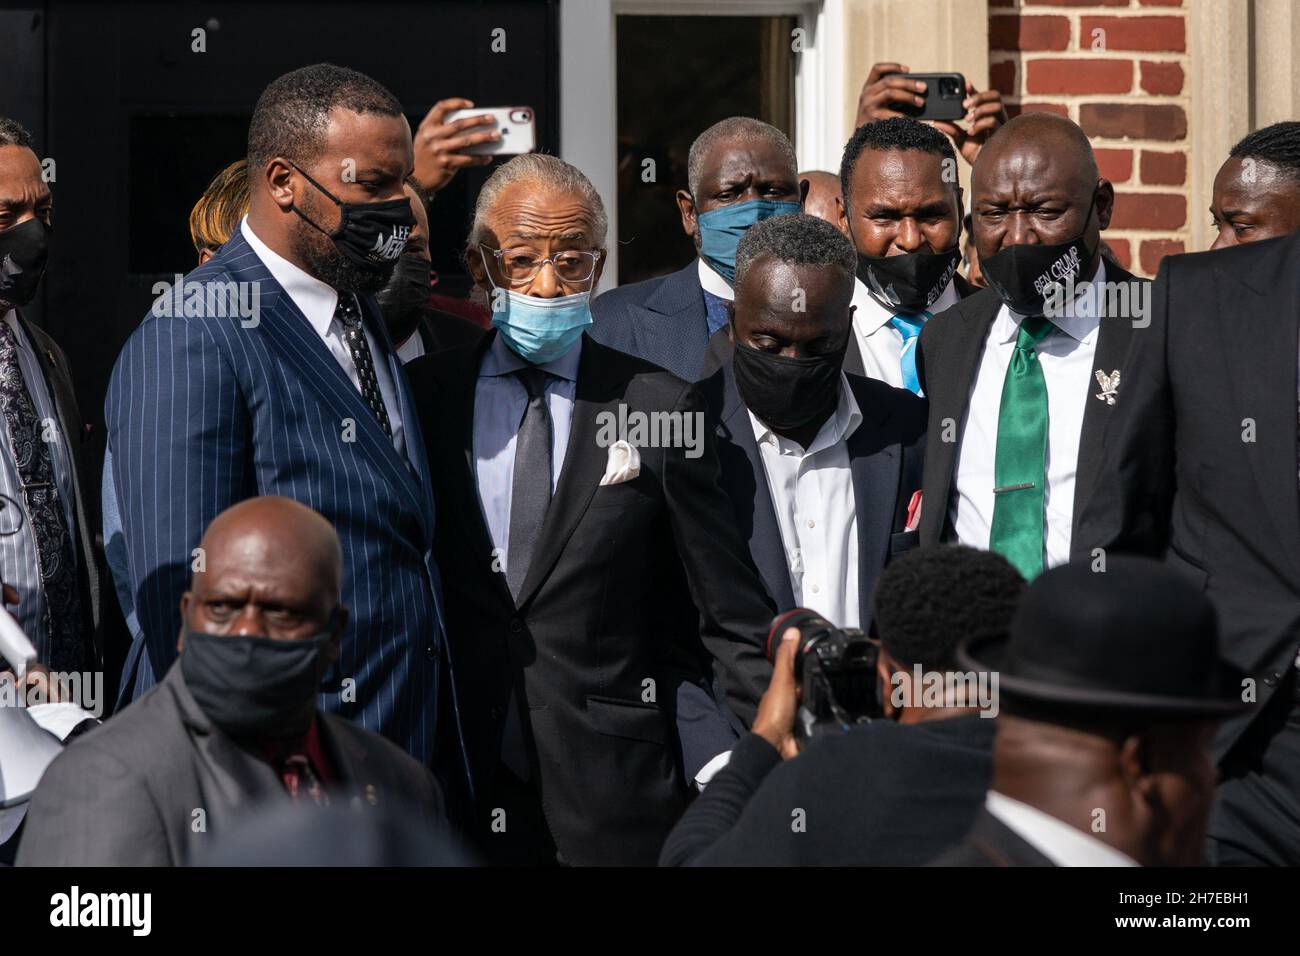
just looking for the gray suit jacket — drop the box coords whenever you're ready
[16,662,446,866]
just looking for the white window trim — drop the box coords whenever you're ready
[559,0,845,290]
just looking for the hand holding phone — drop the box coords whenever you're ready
[442,107,536,156]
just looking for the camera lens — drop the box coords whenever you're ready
[940,78,961,97]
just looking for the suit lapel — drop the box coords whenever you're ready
[843,331,866,377]
[717,358,795,610]
[845,380,901,626]
[631,262,709,376]
[1074,268,1142,528]
[1216,257,1300,578]
[221,233,430,535]
[514,335,624,606]
[920,293,999,544]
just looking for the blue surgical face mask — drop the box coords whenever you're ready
[695,197,801,285]
[488,285,593,365]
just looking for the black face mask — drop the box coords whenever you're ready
[289,162,415,274]
[856,245,962,315]
[732,337,847,434]
[0,218,50,308]
[181,629,332,740]
[980,196,1099,317]
[376,255,431,345]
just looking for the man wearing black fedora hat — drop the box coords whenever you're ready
[933,556,1246,867]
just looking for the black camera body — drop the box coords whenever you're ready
[765,608,884,741]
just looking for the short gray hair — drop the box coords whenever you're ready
[468,153,608,249]
[687,117,797,197]
[0,117,34,149]
[734,213,857,287]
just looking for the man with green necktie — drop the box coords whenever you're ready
[914,112,1150,579]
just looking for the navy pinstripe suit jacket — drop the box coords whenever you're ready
[104,228,463,775]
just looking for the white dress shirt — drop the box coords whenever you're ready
[0,309,77,660]
[851,275,961,388]
[985,791,1139,867]
[950,261,1107,569]
[748,373,862,628]
[396,331,426,364]
[240,217,406,456]
[473,334,580,572]
[697,257,734,301]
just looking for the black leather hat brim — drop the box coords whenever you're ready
[958,633,1251,718]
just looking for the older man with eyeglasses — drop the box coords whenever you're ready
[406,154,777,866]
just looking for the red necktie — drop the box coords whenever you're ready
[277,754,329,806]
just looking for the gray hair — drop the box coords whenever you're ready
[468,153,608,249]
[0,117,34,149]
[687,117,797,197]
[734,213,857,287]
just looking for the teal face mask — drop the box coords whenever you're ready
[480,247,595,364]
[696,198,801,285]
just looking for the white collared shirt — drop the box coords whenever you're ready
[851,276,961,388]
[950,261,1107,569]
[985,790,1139,867]
[396,332,425,364]
[697,257,734,302]
[748,373,862,628]
[0,309,77,660]
[473,334,581,571]
[239,217,405,456]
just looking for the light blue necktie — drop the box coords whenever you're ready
[888,311,930,396]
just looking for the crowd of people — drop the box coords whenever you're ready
[1,58,1298,868]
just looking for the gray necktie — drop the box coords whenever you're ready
[507,367,552,599]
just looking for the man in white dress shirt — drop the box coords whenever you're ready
[935,558,1245,866]
[836,117,978,392]
[695,212,927,633]
[915,112,1147,579]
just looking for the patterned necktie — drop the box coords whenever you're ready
[988,315,1056,580]
[507,367,553,599]
[702,289,731,338]
[0,320,82,671]
[888,311,930,395]
[276,754,328,806]
[334,293,392,438]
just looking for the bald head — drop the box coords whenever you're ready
[798,171,847,234]
[969,112,1112,266]
[180,496,347,646]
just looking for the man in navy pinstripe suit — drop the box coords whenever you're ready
[104,65,465,782]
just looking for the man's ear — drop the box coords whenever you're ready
[265,157,297,212]
[466,244,489,290]
[676,189,698,238]
[799,177,811,207]
[1094,179,1116,232]
[836,194,849,234]
[592,248,607,289]
[877,647,901,719]
[176,592,192,653]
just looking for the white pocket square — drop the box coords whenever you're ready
[599,439,641,486]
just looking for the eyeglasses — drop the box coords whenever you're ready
[479,244,602,286]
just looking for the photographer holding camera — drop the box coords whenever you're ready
[659,546,1023,866]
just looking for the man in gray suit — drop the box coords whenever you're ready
[17,496,446,866]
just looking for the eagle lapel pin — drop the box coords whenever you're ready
[1094,368,1120,405]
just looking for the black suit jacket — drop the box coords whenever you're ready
[915,266,1147,552]
[843,272,979,378]
[412,307,485,356]
[9,312,102,668]
[661,715,995,866]
[694,333,928,628]
[407,332,777,865]
[930,807,1057,866]
[590,261,712,382]
[1077,233,1300,757]
[16,662,446,866]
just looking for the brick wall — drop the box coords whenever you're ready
[988,0,1190,276]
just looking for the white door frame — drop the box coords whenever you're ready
[559,0,845,289]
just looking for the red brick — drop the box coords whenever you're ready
[1081,16,1186,52]
[1140,150,1186,185]
[1139,60,1183,95]
[990,15,1070,52]
[1035,0,1128,5]
[1095,148,1133,183]
[990,60,1016,96]
[1140,239,1185,274]
[1110,193,1186,230]
[1080,103,1186,141]
[1101,237,1132,271]
[1006,102,1071,119]
[1027,59,1132,95]
[990,0,1014,6]
[1141,0,1182,6]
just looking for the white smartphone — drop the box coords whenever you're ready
[443,106,536,156]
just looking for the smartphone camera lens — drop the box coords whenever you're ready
[939,78,962,98]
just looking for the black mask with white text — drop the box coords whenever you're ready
[856,245,962,315]
[289,162,414,274]
[980,195,1099,316]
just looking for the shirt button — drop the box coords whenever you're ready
[509,618,523,634]
[426,644,438,661]
[806,519,816,529]
[811,584,821,594]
